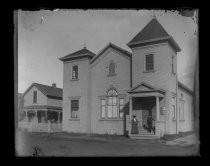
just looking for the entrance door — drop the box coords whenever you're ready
[142,110,149,126]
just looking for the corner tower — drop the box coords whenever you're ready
[127,17,181,134]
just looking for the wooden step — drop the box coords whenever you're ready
[129,134,159,139]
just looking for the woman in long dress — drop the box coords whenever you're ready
[131,115,139,134]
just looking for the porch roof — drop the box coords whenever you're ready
[127,82,166,97]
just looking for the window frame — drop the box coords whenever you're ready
[33,91,37,103]
[70,99,79,119]
[107,95,118,119]
[72,65,78,80]
[108,60,116,77]
[100,99,106,119]
[119,98,125,119]
[144,54,154,72]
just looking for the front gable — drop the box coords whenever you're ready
[90,43,131,68]
[131,84,153,92]
[128,82,166,94]
[23,85,48,107]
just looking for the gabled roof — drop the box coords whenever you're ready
[178,81,193,95]
[127,82,166,94]
[127,18,181,52]
[59,47,96,62]
[90,42,131,64]
[22,83,63,99]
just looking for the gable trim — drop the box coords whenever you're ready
[22,83,47,99]
[90,42,131,65]
[127,82,166,94]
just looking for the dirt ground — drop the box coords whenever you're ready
[15,130,199,157]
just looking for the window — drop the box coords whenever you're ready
[99,88,125,120]
[179,100,185,120]
[172,55,176,74]
[107,96,117,118]
[108,61,116,76]
[107,89,118,118]
[72,65,78,79]
[119,98,125,118]
[71,100,79,118]
[145,54,154,71]
[33,91,37,103]
[100,99,106,118]
[172,96,176,120]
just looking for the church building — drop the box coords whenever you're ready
[59,17,194,139]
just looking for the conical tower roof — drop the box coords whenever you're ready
[127,18,181,52]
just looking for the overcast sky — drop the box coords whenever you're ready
[18,9,198,93]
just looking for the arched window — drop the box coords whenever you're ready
[109,61,116,76]
[107,89,118,118]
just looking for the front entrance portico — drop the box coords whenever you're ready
[127,82,166,138]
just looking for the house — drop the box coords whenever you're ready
[18,83,63,132]
[59,17,194,139]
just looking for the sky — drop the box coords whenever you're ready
[18,9,198,93]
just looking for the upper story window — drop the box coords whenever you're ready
[33,91,37,103]
[145,54,154,71]
[108,60,116,76]
[172,55,176,75]
[72,65,78,80]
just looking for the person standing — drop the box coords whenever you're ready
[131,115,139,134]
[147,115,155,133]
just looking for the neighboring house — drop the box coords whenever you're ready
[19,83,63,132]
[59,17,194,139]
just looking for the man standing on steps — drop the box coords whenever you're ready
[147,115,155,133]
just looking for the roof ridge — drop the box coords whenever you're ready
[34,82,62,90]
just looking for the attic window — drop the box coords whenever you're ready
[33,91,37,103]
[145,54,154,71]
[108,60,116,76]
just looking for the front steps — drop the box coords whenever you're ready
[129,128,159,139]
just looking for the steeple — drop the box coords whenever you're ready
[127,17,181,52]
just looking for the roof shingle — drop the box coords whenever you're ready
[23,83,63,99]
[127,18,181,52]
[59,47,95,61]
[34,83,63,98]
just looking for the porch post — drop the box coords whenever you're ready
[156,96,160,120]
[129,97,132,135]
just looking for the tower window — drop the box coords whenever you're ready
[145,54,154,71]
[72,65,78,79]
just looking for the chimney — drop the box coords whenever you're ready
[52,83,56,88]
